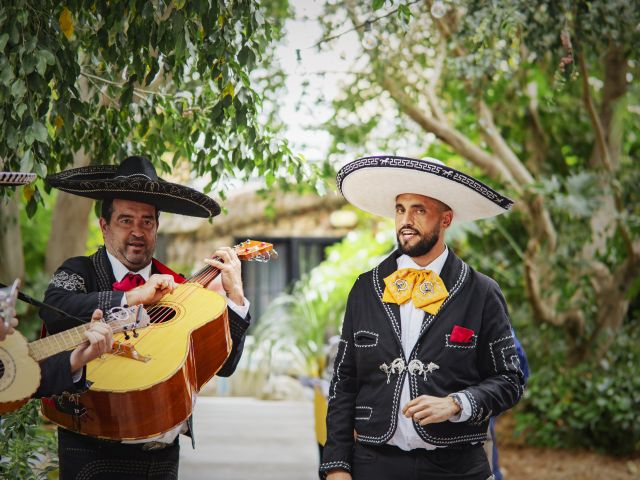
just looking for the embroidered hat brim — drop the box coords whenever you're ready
[337,156,513,222]
[45,156,220,218]
[0,172,37,186]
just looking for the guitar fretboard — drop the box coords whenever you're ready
[28,324,93,361]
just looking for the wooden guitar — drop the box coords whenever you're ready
[0,302,151,414]
[42,239,275,440]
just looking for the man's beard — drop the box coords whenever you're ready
[397,225,440,258]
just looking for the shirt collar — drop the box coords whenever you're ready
[105,249,152,282]
[396,245,448,276]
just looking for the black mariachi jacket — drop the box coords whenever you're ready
[320,249,525,475]
[39,246,251,443]
[35,352,85,398]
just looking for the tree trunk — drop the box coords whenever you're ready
[44,149,94,276]
[0,193,25,282]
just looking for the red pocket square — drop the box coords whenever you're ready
[450,325,474,343]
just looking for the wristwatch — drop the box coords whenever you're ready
[449,393,464,413]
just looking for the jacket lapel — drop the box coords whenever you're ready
[373,250,404,352]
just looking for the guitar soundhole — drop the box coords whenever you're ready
[0,360,4,378]
[147,306,177,324]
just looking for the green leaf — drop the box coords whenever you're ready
[0,33,9,51]
[372,0,386,10]
[31,121,48,143]
[10,79,26,100]
[0,62,13,85]
[20,150,33,171]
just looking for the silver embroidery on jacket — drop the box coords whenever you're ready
[50,271,87,292]
[380,358,440,383]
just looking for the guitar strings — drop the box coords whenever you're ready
[87,243,269,375]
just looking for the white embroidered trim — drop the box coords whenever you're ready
[355,406,373,421]
[328,339,348,402]
[320,461,351,472]
[445,333,478,349]
[49,271,86,292]
[353,330,379,348]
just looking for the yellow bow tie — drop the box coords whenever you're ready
[382,268,449,315]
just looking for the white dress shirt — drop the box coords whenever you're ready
[104,251,250,444]
[387,246,472,451]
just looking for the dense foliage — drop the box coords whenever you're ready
[0,0,313,213]
[0,401,57,479]
[285,0,640,454]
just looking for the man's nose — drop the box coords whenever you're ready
[401,211,413,226]
[130,222,145,237]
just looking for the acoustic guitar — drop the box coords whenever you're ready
[0,299,150,414]
[42,239,275,440]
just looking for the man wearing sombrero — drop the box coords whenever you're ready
[321,156,525,480]
[40,156,251,480]
[0,171,113,398]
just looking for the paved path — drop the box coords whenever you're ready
[179,397,319,480]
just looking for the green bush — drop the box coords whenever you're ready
[514,319,640,455]
[0,401,58,479]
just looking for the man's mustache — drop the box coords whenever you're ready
[398,225,419,234]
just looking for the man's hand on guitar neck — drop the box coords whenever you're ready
[69,309,114,371]
[203,247,245,306]
[124,274,176,306]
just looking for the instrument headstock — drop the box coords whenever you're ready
[234,240,278,263]
[0,279,20,326]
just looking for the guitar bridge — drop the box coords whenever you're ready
[111,341,151,363]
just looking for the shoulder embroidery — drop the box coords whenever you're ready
[49,271,87,292]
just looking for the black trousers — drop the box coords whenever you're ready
[58,428,180,480]
[352,442,493,480]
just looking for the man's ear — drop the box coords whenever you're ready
[441,210,453,229]
[98,217,108,234]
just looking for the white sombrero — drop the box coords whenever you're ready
[337,155,513,222]
[0,171,37,186]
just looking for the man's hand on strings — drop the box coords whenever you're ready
[203,247,245,305]
[69,309,113,371]
[125,274,176,306]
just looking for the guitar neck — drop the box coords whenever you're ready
[187,259,222,287]
[28,324,92,362]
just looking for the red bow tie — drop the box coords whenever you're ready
[112,273,145,292]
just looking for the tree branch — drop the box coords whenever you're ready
[382,77,519,189]
[578,51,613,172]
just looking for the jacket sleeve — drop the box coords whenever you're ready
[34,352,87,398]
[40,257,124,334]
[319,280,360,477]
[460,280,525,424]
[217,309,250,377]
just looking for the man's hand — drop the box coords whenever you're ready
[326,470,352,480]
[69,309,113,372]
[402,394,461,426]
[0,316,18,341]
[203,247,245,305]
[125,274,176,306]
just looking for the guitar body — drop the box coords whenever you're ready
[42,283,232,440]
[0,331,41,414]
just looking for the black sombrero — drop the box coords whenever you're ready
[0,171,37,186]
[45,155,221,218]
[337,155,513,223]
